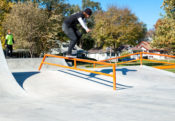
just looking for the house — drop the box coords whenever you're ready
[87,45,134,61]
[87,47,116,61]
[131,41,167,60]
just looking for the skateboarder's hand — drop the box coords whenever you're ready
[86,29,91,33]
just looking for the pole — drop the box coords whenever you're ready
[38,55,46,70]
[140,52,143,66]
[113,64,116,90]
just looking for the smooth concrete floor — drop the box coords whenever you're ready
[1,62,175,121]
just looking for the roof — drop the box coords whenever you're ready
[132,41,157,51]
[131,41,166,52]
[136,41,152,50]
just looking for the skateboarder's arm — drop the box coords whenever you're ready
[78,17,90,32]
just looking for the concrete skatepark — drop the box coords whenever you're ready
[1,41,175,121]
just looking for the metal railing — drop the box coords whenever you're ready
[94,52,140,68]
[141,52,175,69]
[38,52,175,91]
[38,54,117,90]
[98,52,175,69]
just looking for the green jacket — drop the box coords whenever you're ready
[5,34,14,45]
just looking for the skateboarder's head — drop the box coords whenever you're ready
[83,8,92,18]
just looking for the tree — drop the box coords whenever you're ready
[93,6,146,54]
[152,0,175,54]
[82,0,101,11]
[152,18,175,54]
[40,0,66,16]
[67,4,81,16]
[8,0,70,42]
[145,29,155,41]
[162,0,175,19]
[2,2,59,57]
[0,0,11,48]
[39,0,74,42]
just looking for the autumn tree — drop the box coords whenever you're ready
[152,0,175,54]
[31,0,69,42]
[2,2,61,57]
[162,0,175,19]
[93,6,146,54]
[9,0,70,42]
[152,18,175,54]
[0,0,11,48]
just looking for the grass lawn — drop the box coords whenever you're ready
[164,69,175,73]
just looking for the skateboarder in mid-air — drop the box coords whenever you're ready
[62,8,92,57]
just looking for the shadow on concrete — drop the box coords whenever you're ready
[12,68,136,90]
[58,68,136,90]
[88,68,137,77]
[12,72,39,88]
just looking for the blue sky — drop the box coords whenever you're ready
[66,0,164,30]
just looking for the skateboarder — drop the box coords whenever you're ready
[62,8,92,57]
[5,29,15,57]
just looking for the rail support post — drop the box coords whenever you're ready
[38,55,46,71]
[140,52,143,66]
[74,58,77,68]
[113,64,116,90]
[93,63,96,68]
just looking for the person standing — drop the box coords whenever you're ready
[62,8,92,57]
[5,29,15,57]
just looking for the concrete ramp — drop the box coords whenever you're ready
[7,57,68,72]
[0,41,26,97]
[23,70,112,98]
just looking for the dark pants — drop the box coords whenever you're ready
[6,45,13,57]
[62,23,82,55]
